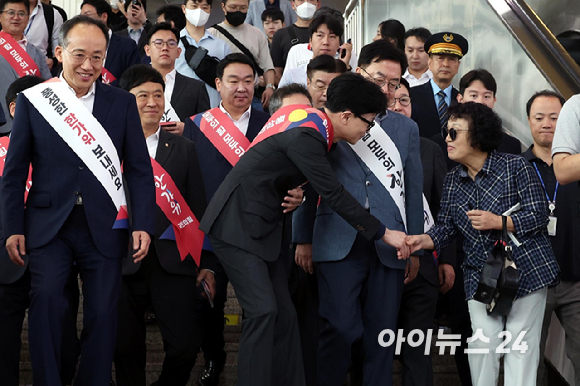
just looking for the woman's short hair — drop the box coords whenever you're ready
[448,102,503,153]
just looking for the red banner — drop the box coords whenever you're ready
[0,137,33,201]
[191,107,251,167]
[249,105,334,151]
[101,67,117,85]
[0,32,40,77]
[151,157,204,266]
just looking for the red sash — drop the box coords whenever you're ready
[0,32,40,77]
[191,107,251,167]
[250,105,333,151]
[0,137,33,201]
[151,157,204,266]
[101,67,117,85]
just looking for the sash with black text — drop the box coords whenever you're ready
[22,78,129,228]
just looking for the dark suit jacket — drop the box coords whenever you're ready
[0,176,28,285]
[123,129,212,276]
[1,82,156,259]
[199,127,383,261]
[114,22,151,60]
[171,72,211,121]
[183,109,269,200]
[104,32,141,87]
[410,81,459,139]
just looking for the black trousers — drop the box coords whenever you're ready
[114,247,201,386]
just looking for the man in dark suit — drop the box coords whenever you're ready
[199,72,411,386]
[80,0,141,87]
[410,31,468,139]
[114,64,214,386]
[293,41,424,386]
[114,0,150,60]
[145,23,210,136]
[182,53,270,386]
[0,16,155,386]
[0,76,80,386]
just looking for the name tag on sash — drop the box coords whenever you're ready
[250,105,333,151]
[160,97,181,123]
[22,78,129,227]
[101,67,117,85]
[151,157,204,266]
[191,107,251,166]
[0,32,40,77]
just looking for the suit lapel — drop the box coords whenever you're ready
[155,128,173,166]
[170,73,185,106]
[92,82,113,125]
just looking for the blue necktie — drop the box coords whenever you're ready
[437,90,448,129]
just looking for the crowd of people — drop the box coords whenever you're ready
[0,0,578,386]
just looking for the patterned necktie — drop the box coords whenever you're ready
[437,90,448,129]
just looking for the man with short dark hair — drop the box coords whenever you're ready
[156,4,186,31]
[201,71,406,386]
[270,0,319,82]
[80,0,140,87]
[176,0,231,108]
[293,40,423,386]
[410,31,467,139]
[261,8,284,47]
[268,83,312,114]
[115,0,151,59]
[182,53,271,386]
[208,0,276,107]
[284,13,355,72]
[0,0,51,134]
[305,54,345,108]
[245,0,295,34]
[145,22,210,135]
[114,64,214,386]
[403,27,432,87]
[1,16,155,385]
[525,91,580,386]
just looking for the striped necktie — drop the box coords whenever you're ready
[437,90,448,129]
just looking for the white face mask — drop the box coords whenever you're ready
[185,8,211,27]
[295,2,316,20]
[110,0,118,9]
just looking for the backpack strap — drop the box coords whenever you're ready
[211,24,264,76]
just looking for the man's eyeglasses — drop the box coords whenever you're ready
[360,67,399,92]
[64,48,104,65]
[225,4,248,12]
[1,9,29,18]
[388,96,411,107]
[356,114,376,132]
[441,126,469,141]
[151,39,178,49]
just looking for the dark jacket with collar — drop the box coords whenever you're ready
[410,81,459,139]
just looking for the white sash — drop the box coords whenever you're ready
[350,123,408,230]
[22,78,127,212]
[423,194,435,232]
[160,97,181,123]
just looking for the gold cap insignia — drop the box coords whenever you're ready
[443,34,454,43]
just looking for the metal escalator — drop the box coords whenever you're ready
[354,0,580,146]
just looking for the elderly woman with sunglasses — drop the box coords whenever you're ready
[407,102,559,386]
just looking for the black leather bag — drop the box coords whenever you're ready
[473,216,520,316]
[180,37,220,89]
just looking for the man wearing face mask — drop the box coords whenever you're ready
[208,0,276,108]
[176,0,231,108]
[270,0,319,83]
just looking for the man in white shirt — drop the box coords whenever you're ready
[25,0,63,70]
[145,22,210,135]
[403,27,432,87]
[279,13,353,87]
[208,0,276,107]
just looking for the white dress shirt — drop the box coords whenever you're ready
[59,73,96,113]
[284,43,358,72]
[24,0,63,57]
[146,127,160,158]
[164,68,177,101]
[219,102,251,136]
[404,69,432,87]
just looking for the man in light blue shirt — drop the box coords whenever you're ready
[176,0,231,108]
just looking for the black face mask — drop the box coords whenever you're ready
[225,11,246,27]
